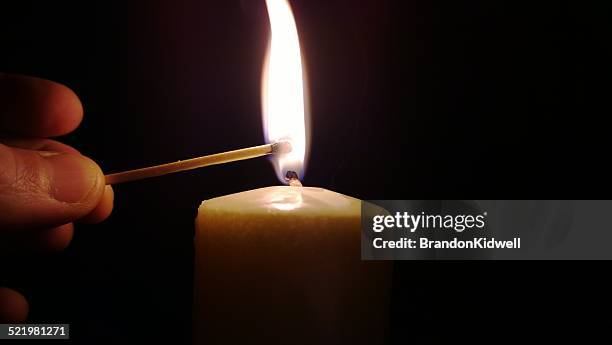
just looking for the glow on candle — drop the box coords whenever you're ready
[261,0,309,183]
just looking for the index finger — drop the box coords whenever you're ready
[0,73,83,137]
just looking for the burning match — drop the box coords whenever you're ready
[104,141,292,185]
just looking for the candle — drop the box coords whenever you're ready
[193,186,391,344]
[193,1,390,343]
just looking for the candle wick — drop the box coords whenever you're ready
[285,171,303,187]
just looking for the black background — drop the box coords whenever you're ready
[1,0,611,343]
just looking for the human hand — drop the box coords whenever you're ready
[0,73,114,322]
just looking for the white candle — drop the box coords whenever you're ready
[193,186,391,344]
[193,1,391,342]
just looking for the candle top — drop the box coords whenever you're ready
[199,186,360,216]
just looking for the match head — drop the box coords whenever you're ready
[271,140,293,154]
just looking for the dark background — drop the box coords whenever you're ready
[1,0,611,343]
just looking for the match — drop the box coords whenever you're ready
[105,141,292,185]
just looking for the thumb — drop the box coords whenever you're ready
[0,143,105,230]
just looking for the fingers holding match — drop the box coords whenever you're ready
[0,138,115,226]
[0,144,110,229]
[0,74,114,233]
[0,74,112,325]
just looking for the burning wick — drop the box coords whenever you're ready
[284,170,302,187]
[105,141,293,185]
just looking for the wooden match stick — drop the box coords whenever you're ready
[104,141,292,185]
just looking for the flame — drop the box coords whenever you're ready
[262,0,309,183]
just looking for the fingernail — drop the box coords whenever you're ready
[45,153,102,203]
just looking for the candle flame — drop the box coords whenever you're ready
[262,0,309,183]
